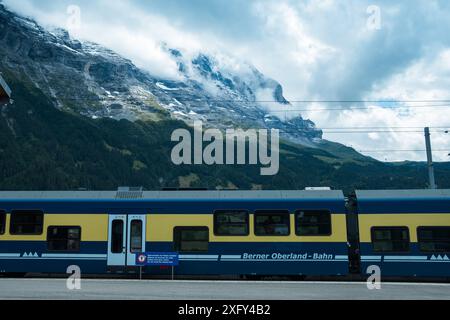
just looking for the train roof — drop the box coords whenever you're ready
[0,190,345,201]
[355,189,450,214]
[355,189,450,200]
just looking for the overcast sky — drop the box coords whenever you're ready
[3,0,450,162]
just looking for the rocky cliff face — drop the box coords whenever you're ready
[0,4,322,145]
[2,4,448,192]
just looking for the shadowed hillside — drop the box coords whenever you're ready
[1,71,450,194]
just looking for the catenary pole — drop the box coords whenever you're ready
[424,127,437,189]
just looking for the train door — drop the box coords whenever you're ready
[126,214,146,267]
[107,215,127,266]
[107,214,146,267]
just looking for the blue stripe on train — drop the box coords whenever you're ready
[0,241,349,276]
[4,240,448,277]
[359,243,450,277]
[0,241,108,273]
[145,242,349,276]
[357,198,450,214]
[0,259,108,274]
[0,241,107,254]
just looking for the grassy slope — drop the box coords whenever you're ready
[1,71,450,194]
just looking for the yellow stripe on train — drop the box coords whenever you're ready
[147,213,348,242]
[0,213,348,243]
[358,213,450,242]
[0,214,108,241]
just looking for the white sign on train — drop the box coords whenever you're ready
[240,253,339,260]
[135,252,179,266]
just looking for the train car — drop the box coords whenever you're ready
[0,189,350,277]
[355,189,450,278]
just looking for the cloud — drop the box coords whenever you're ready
[3,0,450,161]
[3,0,205,79]
[306,50,450,161]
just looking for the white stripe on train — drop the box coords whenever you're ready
[0,253,448,262]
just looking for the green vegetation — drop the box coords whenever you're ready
[1,72,450,195]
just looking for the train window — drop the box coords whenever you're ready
[214,210,249,236]
[295,210,332,236]
[174,227,209,252]
[47,226,81,251]
[254,210,290,236]
[130,220,143,253]
[111,220,124,254]
[10,210,44,235]
[0,211,5,235]
[371,227,410,252]
[418,227,450,252]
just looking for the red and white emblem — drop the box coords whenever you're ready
[137,254,146,263]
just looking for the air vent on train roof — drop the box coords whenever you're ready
[116,187,144,199]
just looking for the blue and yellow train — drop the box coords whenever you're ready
[0,189,449,279]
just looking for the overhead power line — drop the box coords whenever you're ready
[358,149,450,153]
[281,128,449,134]
[268,104,450,112]
[320,130,447,134]
[49,95,450,112]
[319,126,450,129]
[249,100,450,103]
[52,96,450,103]
[52,95,450,105]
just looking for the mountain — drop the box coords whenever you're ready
[0,4,323,145]
[1,4,450,193]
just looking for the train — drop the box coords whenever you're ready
[0,188,449,280]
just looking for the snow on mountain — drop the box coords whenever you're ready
[0,4,322,144]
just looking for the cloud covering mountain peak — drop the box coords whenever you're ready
[3,0,450,161]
